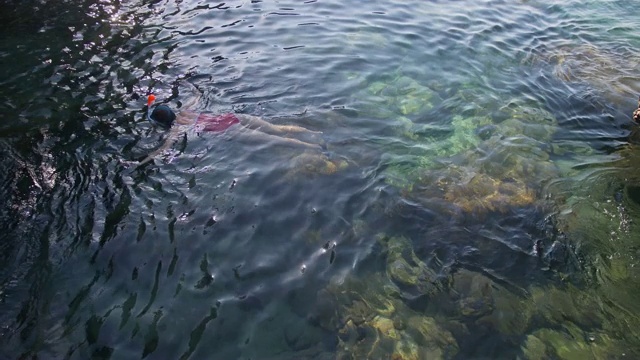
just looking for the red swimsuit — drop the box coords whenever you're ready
[195,113,240,132]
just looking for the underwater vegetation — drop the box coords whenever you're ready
[377,83,560,215]
[313,235,458,360]
[287,151,350,179]
[524,43,640,105]
[303,38,640,357]
[306,233,634,359]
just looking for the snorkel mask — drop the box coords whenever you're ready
[146,94,176,129]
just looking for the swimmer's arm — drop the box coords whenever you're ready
[136,127,183,166]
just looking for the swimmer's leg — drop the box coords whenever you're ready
[236,114,322,136]
[234,128,323,151]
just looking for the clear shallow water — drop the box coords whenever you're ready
[2,0,640,359]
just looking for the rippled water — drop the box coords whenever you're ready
[2,0,640,358]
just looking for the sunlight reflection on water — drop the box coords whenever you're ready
[1,0,640,358]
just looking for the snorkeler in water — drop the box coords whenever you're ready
[633,96,640,123]
[137,92,325,165]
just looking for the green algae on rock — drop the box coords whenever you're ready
[521,325,621,360]
[356,73,439,128]
[285,151,350,179]
[322,272,459,360]
[380,234,443,298]
[386,100,561,215]
[442,171,537,214]
[446,268,534,337]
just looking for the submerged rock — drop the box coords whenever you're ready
[356,73,440,143]
[381,234,443,298]
[529,285,603,330]
[311,225,639,359]
[524,44,640,104]
[393,101,560,215]
[450,270,495,318]
[364,75,437,116]
[522,324,621,360]
[367,78,561,206]
[442,171,536,214]
[285,151,349,179]
[309,233,462,359]
[321,272,458,360]
[447,268,533,337]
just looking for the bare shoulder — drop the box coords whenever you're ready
[176,110,199,125]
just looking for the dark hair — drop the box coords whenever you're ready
[149,105,176,128]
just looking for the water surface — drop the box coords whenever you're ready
[2,0,640,359]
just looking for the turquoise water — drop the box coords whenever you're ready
[2,0,640,358]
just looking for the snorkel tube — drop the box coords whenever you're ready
[146,94,156,123]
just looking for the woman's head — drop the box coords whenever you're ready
[149,105,176,128]
[146,94,176,129]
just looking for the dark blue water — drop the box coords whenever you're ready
[2,0,640,359]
